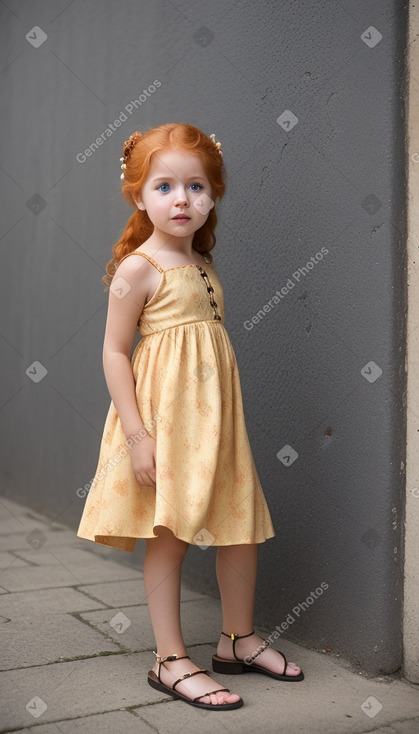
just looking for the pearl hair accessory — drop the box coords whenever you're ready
[120,131,142,179]
[209,133,223,157]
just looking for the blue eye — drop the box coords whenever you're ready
[157,183,203,193]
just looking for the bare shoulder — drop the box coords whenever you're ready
[115,251,156,276]
[114,252,158,298]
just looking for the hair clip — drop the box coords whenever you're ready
[209,133,223,157]
[120,131,142,179]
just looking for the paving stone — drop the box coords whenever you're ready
[79,597,222,652]
[78,605,156,652]
[7,709,158,733]
[365,718,419,733]
[77,578,206,608]
[0,553,29,569]
[0,650,166,731]
[0,530,79,552]
[13,547,113,567]
[0,518,52,535]
[0,587,107,620]
[0,559,143,592]
[0,496,27,518]
[1,613,121,670]
[0,501,68,532]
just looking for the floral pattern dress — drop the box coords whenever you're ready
[77,249,276,551]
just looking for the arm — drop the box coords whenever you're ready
[102,257,150,440]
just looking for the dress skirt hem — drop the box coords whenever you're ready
[77,525,276,553]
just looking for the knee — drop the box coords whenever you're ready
[150,526,189,558]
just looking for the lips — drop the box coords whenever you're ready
[172,214,191,220]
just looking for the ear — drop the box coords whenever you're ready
[133,195,146,211]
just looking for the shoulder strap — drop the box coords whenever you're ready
[118,250,164,273]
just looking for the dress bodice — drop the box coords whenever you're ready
[116,250,225,336]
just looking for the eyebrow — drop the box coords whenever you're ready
[150,175,207,183]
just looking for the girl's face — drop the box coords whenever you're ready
[135,149,214,243]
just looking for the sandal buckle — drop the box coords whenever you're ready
[153,650,178,664]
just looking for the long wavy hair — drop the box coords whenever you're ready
[102,122,226,288]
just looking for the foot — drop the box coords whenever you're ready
[152,656,241,706]
[216,631,302,677]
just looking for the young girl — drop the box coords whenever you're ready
[77,122,304,710]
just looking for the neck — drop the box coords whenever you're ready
[143,230,195,255]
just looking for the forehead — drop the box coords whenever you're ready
[147,149,208,180]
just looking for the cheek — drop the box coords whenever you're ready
[150,197,171,216]
[145,196,170,217]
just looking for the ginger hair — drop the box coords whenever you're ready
[102,122,226,288]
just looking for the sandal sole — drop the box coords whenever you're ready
[147,671,244,710]
[212,656,304,682]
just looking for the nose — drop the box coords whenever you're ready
[173,185,189,206]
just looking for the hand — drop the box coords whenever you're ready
[130,434,156,487]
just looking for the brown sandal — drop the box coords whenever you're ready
[147,651,244,710]
[212,629,304,682]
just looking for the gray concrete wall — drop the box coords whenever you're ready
[404,0,419,684]
[0,0,407,675]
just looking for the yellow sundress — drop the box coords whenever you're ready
[77,249,276,551]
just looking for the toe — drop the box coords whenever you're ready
[214,691,240,705]
[204,692,221,706]
[198,694,211,705]
[200,690,240,706]
[217,691,239,703]
[225,692,241,703]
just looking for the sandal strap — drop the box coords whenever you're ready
[153,651,190,665]
[221,629,255,662]
[244,641,288,673]
[247,640,272,663]
[172,668,208,692]
[155,658,233,701]
[152,651,191,683]
[281,650,288,674]
[221,629,255,640]
[220,630,288,673]
[193,687,230,702]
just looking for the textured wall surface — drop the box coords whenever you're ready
[0,0,407,674]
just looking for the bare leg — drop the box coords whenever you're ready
[144,526,241,705]
[216,543,302,676]
[143,525,188,658]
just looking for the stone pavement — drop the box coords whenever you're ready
[0,495,418,734]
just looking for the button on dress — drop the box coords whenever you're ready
[77,249,276,551]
